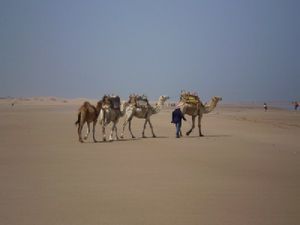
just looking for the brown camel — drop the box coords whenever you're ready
[179,95,222,136]
[75,101,102,143]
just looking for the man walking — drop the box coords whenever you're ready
[171,106,186,138]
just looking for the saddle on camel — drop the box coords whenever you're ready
[102,95,121,110]
[180,91,201,105]
[128,94,150,108]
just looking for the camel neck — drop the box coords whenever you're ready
[96,106,101,115]
[204,99,218,113]
[120,102,127,116]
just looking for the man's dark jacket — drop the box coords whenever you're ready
[171,108,186,123]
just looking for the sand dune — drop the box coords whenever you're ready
[0,99,299,225]
[0,96,99,106]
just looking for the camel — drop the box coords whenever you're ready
[179,96,222,136]
[98,96,128,141]
[75,101,102,143]
[120,95,169,138]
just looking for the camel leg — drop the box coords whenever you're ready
[148,119,156,138]
[115,122,119,140]
[109,125,114,142]
[180,111,186,137]
[128,119,135,138]
[100,109,107,141]
[198,115,204,136]
[142,119,148,138]
[186,116,196,136]
[120,120,127,139]
[121,111,135,139]
[121,117,129,139]
[121,108,132,139]
[102,125,106,142]
[84,122,90,140]
[78,122,84,143]
[92,121,97,142]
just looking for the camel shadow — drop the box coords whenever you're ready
[77,138,139,144]
[116,138,142,142]
[78,140,102,144]
[203,134,232,138]
[95,138,142,143]
[79,137,157,144]
[140,136,169,139]
[155,136,169,139]
[184,134,231,138]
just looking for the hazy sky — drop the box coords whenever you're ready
[1,0,299,101]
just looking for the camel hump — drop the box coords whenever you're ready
[83,101,91,108]
[128,94,149,107]
[88,105,97,114]
[137,98,149,107]
[110,96,120,109]
[102,95,112,108]
[102,95,121,109]
[180,92,200,105]
[78,101,91,111]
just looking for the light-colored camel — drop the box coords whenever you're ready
[120,95,169,138]
[75,101,102,143]
[99,98,128,141]
[179,96,222,136]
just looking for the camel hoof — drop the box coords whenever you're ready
[132,136,136,139]
[186,132,190,136]
[120,135,124,139]
[79,139,84,143]
[152,135,156,138]
[102,138,106,142]
[200,134,204,137]
[84,136,88,140]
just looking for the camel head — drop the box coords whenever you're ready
[96,100,102,108]
[152,95,169,114]
[158,95,170,104]
[212,96,222,103]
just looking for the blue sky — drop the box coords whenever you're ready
[0,0,299,101]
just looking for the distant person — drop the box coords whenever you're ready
[263,102,268,111]
[171,107,186,138]
[11,101,16,107]
[294,101,299,111]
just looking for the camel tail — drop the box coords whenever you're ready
[75,112,81,126]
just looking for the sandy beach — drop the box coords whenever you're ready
[0,98,299,225]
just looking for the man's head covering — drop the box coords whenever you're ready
[176,102,182,109]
